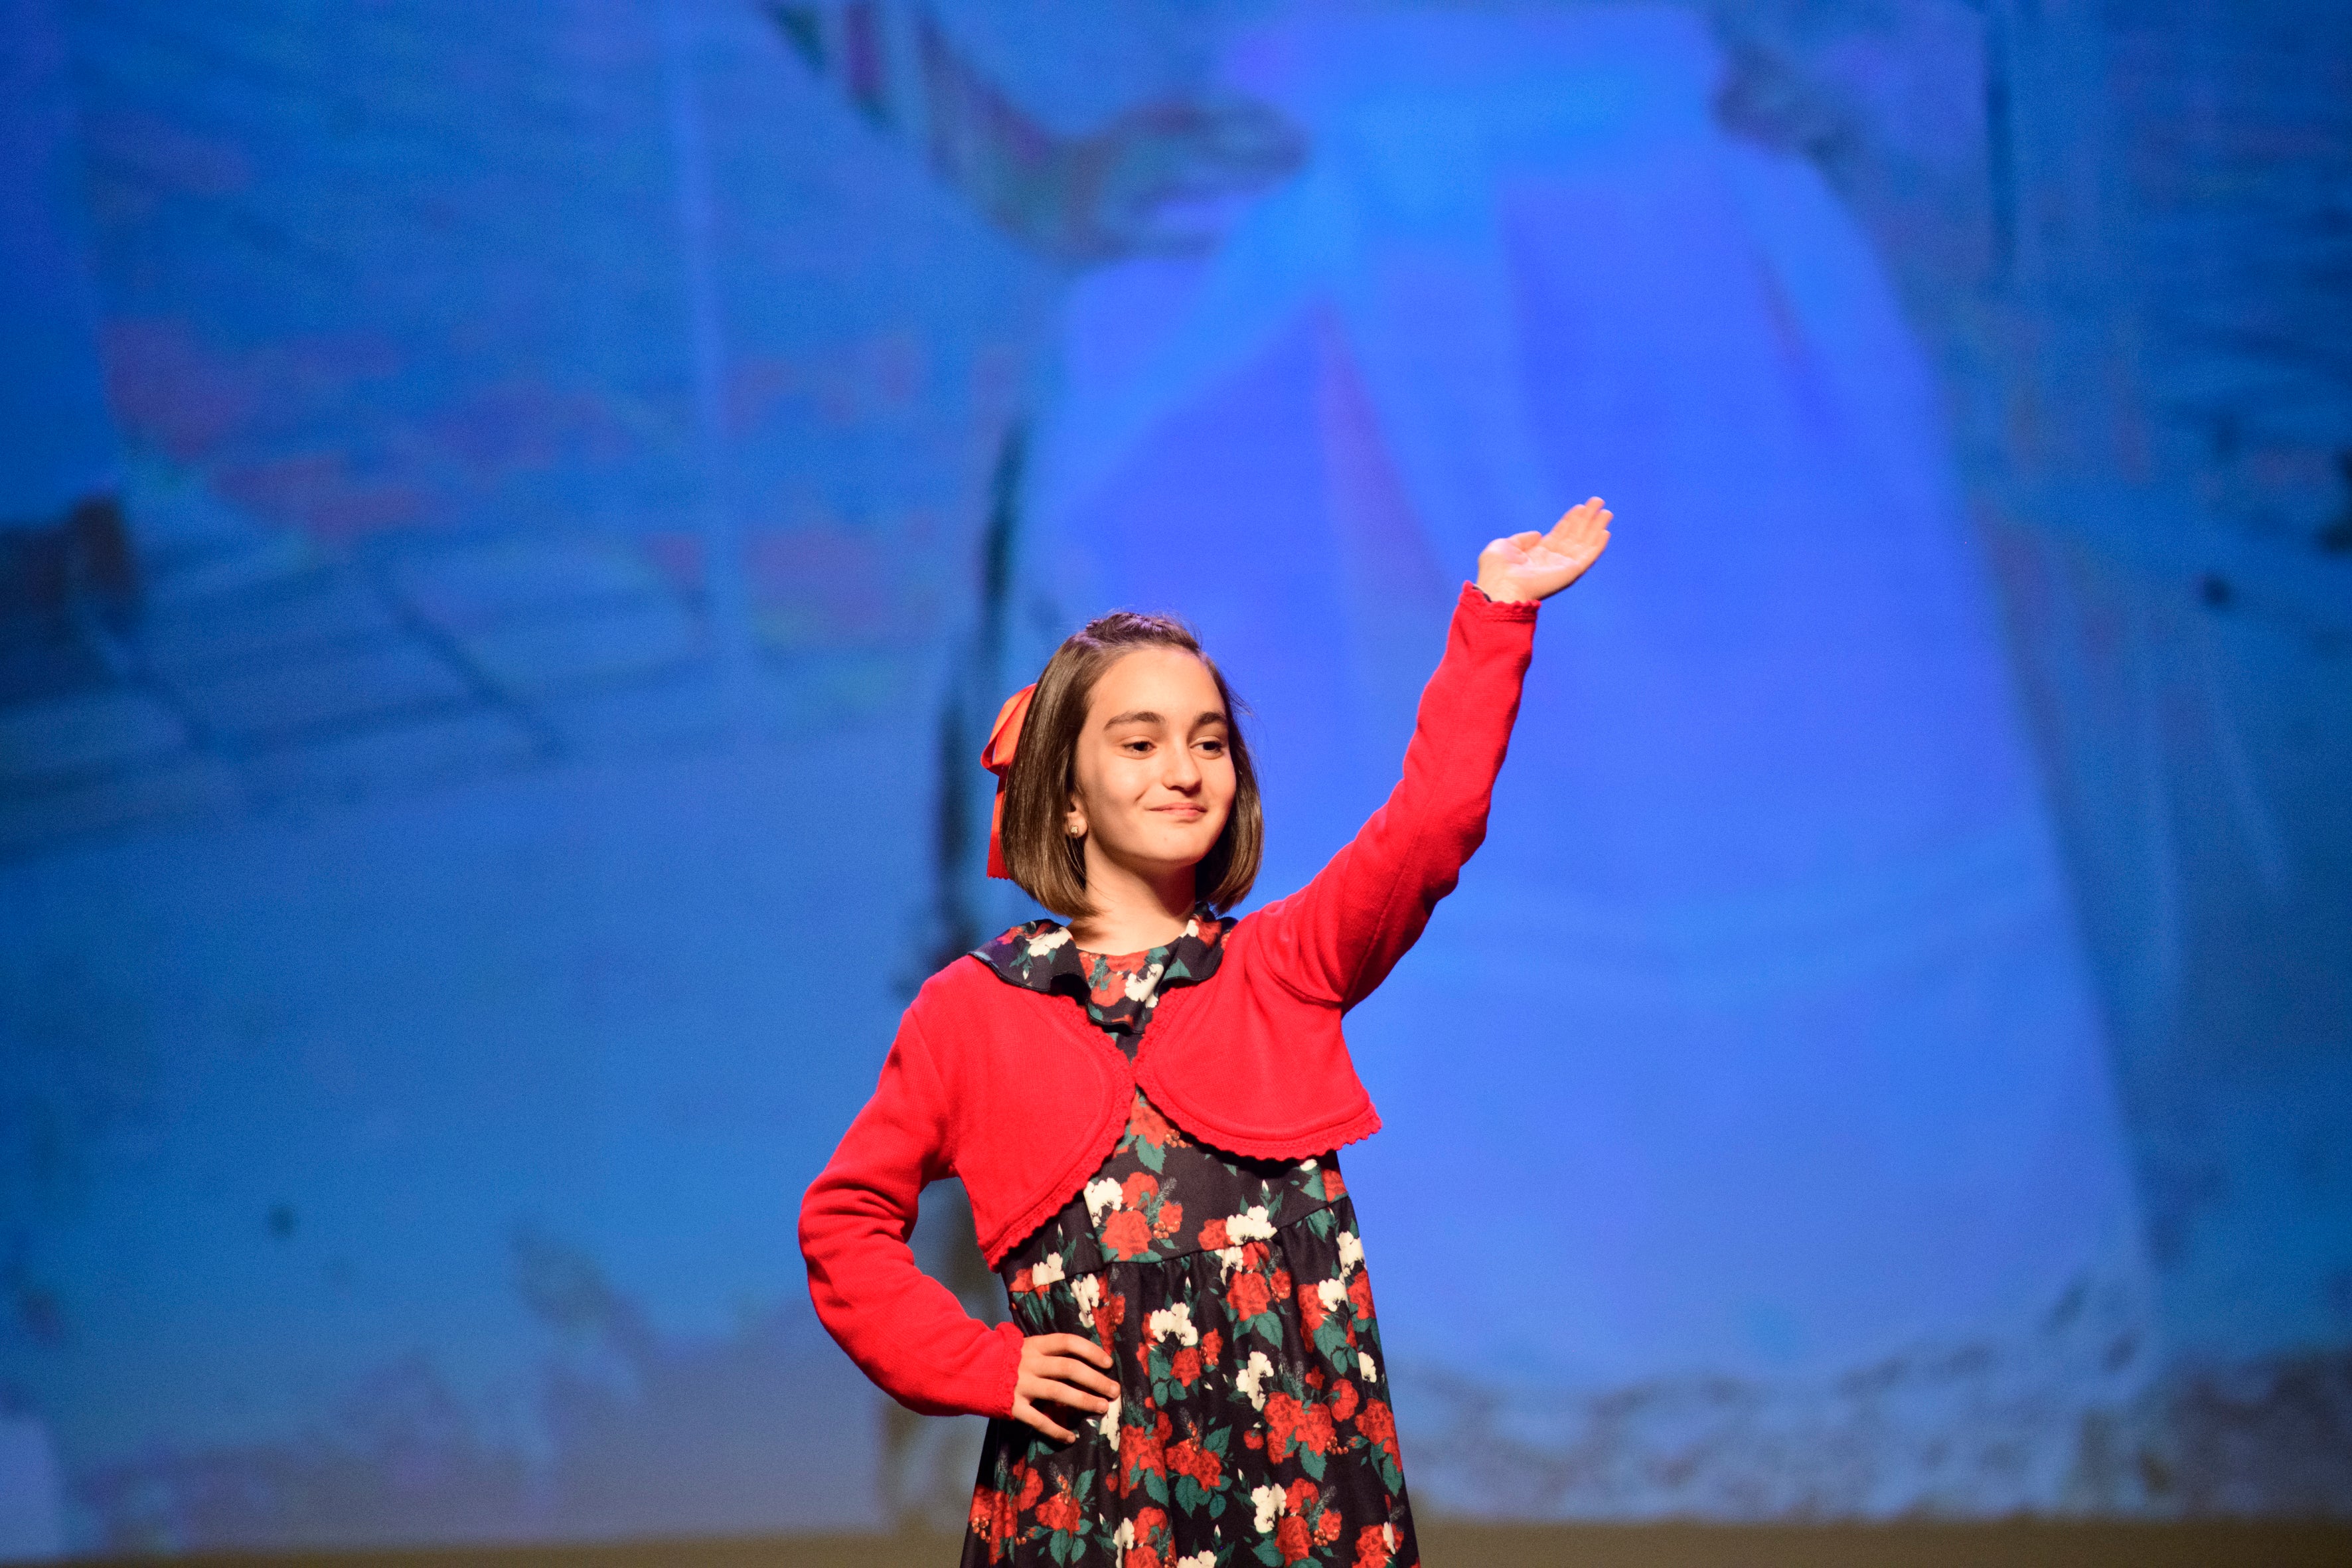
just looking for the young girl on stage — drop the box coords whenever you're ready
[802,499,1612,1567]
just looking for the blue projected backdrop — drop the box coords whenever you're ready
[1,0,2347,1556]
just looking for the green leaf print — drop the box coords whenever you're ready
[1134,1136,1166,1174]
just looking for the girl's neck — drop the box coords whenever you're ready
[1065,850,1196,955]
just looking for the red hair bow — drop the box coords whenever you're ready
[979,683,1036,880]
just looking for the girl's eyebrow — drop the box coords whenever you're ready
[1099,708,1229,728]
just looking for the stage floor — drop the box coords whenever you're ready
[98,1522,2352,1568]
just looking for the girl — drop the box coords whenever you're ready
[801,498,1612,1567]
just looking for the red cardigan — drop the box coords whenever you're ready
[799,584,1539,1418]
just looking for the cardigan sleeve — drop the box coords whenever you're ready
[1250,582,1538,1009]
[799,1006,1027,1418]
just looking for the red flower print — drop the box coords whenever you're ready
[1296,1401,1338,1456]
[1356,1399,1399,1464]
[1169,1437,1221,1489]
[1265,1393,1304,1460]
[1200,1328,1222,1363]
[1284,1477,1319,1516]
[1036,1484,1084,1535]
[1102,1208,1153,1259]
[1274,1269,1293,1301]
[1348,1269,1375,1320]
[1121,1171,1159,1209]
[1275,1514,1312,1564]
[1134,1504,1168,1539]
[1242,1241,1269,1270]
[1122,1411,1170,1496]
[1091,955,1140,1006]
[1316,1510,1344,1545]
[1129,1095,1175,1145]
[1008,1267,1034,1296]
[1229,1270,1273,1319]
[969,1463,1044,1562]
[1355,1524,1395,1568]
[1170,1346,1202,1387]
[1244,1429,1263,1449]
[1300,1284,1328,1334]
[1322,1166,1346,1200]
[1198,1217,1229,1250]
[967,1491,1013,1563]
[1332,1379,1360,1423]
[1152,1200,1183,1239]
[1304,1367,1324,1389]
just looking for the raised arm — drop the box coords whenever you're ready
[799,1010,1025,1417]
[1251,499,1612,1008]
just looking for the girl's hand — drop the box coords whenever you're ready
[1476,497,1613,603]
[1010,1332,1119,1443]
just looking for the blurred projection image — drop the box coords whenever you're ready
[0,0,2346,1562]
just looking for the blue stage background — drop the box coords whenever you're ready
[1,0,2347,1555]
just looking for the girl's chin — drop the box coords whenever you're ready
[1102,828,1223,868]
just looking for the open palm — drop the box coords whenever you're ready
[1476,497,1614,603]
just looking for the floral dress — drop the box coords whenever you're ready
[961,911,1417,1568]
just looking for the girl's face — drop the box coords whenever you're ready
[1066,647,1236,886]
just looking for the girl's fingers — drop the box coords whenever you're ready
[1035,1361,1116,1405]
[1010,1395,1075,1444]
[1039,1332,1113,1368]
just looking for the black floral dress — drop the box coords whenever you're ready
[961,911,1417,1568]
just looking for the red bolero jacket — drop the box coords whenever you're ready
[799,584,1539,1419]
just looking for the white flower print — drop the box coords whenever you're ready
[1359,1350,1379,1383]
[1026,928,1072,958]
[1235,1349,1275,1411]
[1030,1252,1065,1288]
[1176,1555,1215,1568]
[1114,1519,1136,1551]
[1146,1302,1200,1346]
[1084,1178,1124,1225]
[1315,1278,1347,1316]
[1251,1484,1285,1534]
[1337,1228,1364,1275]
[1073,1273,1101,1317]
[1224,1205,1276,1243]
[1123,960,1166,1002]
[1213,1244,1246,1279]
[1097,1389,1122,1450]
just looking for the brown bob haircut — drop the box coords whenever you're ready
[999,610,1263,921]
